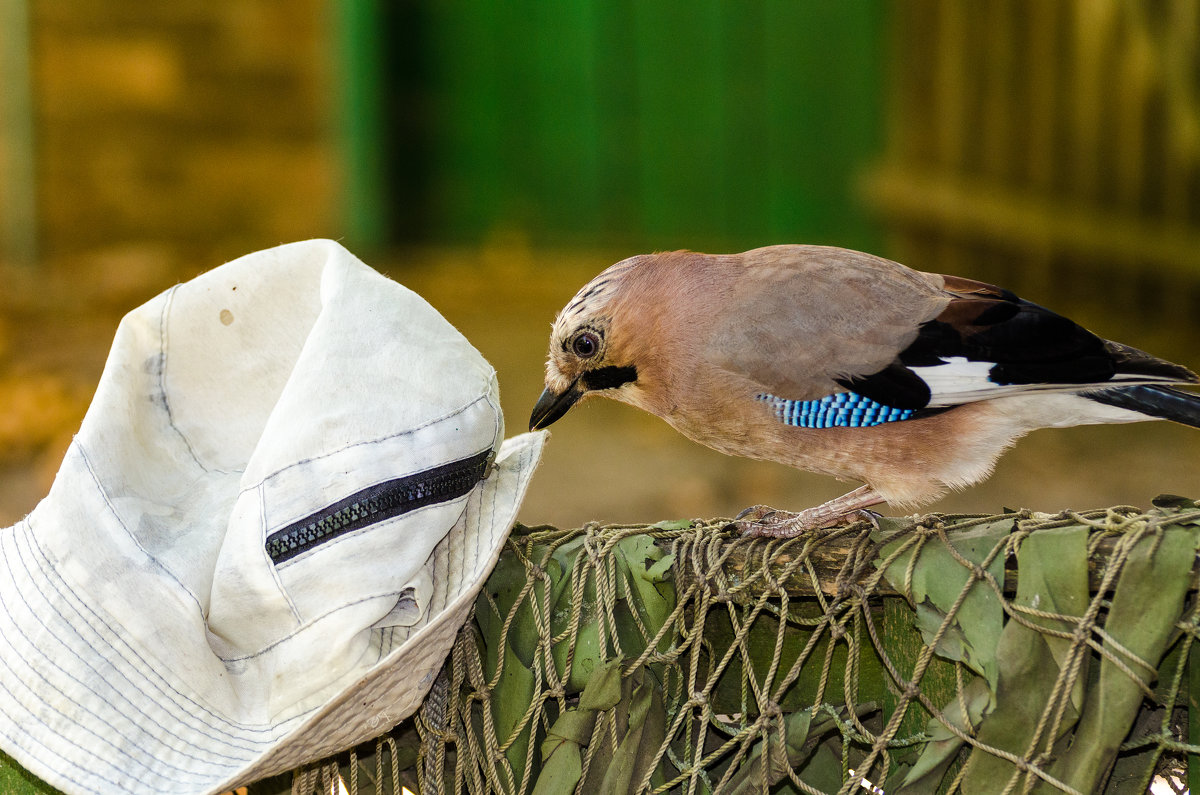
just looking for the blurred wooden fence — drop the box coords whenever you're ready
[862,0,1200,323]
[410,0,885,252]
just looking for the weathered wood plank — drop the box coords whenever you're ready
[664,518,1198,598]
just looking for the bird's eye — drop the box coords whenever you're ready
[572,331,600,358]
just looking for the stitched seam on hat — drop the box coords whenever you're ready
[363,441,531,670]
[0,551,172,789]
[431,488,475,619]
[260,483,302,623]
[428,513,448,618]
[0,599,229,782]
[368,436,537,669]
[486,371,501,430]
[0,636,220,787]
[247,391,497,490]
[449,372,504,617]
[17,509,275,738]
[485,372,504,454]
[483,455,500,594]
[0,706,120,794]
[216,588,417,663]
[0,525,257,776]
[157,285,228,475]
[424,429,515,623]
[76,443,208,620]
[376,625,391,666]
[12,520,273,746]
[438,483,478,618]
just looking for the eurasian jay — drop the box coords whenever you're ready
[529,245,1200,537]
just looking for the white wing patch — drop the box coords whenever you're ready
[909,357,998,406]
[911,356,1180,407]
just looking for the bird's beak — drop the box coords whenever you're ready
[529,378,584,430]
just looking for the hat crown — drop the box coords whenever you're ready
[0,240,546,793]
[53,240,502,718]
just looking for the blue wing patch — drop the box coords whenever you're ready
[757,391,917,428]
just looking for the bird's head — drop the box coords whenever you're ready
[529,257,647,431]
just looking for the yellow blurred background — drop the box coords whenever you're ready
[2,1,1200,529]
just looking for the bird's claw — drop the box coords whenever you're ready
[852,508,883,530]
[734,504,778,523]
[733,505,879,539]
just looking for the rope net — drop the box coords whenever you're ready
[269,498,1200,795]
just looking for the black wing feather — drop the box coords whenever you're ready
[840,278,1196,409]
[1084,385,1200,428]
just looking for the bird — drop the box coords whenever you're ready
[528,245,1200,538]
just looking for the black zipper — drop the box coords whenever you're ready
[265,448,495,564]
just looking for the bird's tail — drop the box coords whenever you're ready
[1083,384,1200,428]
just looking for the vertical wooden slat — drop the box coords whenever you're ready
[933,0,968,274]
[333,0,388,251]
[1114,6,1150,217]
[1162,0,1197,225]
[592,0,640,245]
[719,0,768,249]
[379,1,426,244]
[496,0,540,235]
[1146,2,1199,320]
[630,1,726,248]
[1069,0,1118,205]
[871,0,1200,310]
[0,0,37,268]
[527,0,602,244]
[763,0,811,245]
[1023,0,1060,298]
[933,0,967,175]
[881,0,914,165]
[881,0,925,268]
[1025,0,1058,195]
[423,1,887,251]
[764,0,885,250]
[426,0,504,242]
[979,0,1013,185]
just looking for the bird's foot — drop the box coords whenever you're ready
[732,486,886,539]
[733,506,878,538]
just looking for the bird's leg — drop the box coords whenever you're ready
[734,485,885,538]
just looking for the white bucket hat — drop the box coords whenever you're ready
[0,240,546,794]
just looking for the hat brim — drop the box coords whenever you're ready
[0,431,545,795]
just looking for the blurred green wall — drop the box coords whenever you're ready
[346,0,886,253]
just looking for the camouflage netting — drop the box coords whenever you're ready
[261,498,1200,795]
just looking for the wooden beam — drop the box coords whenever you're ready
[666,518,1196,598]
[860,165,1200,279]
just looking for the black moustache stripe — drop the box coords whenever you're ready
[583,365,638,391]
